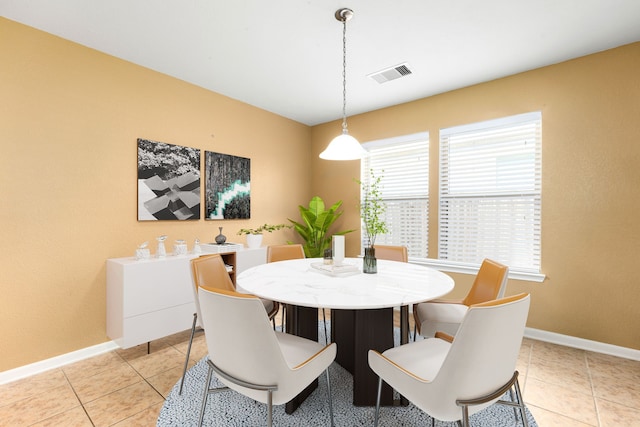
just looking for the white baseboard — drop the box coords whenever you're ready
[524,327,640,361]
[0,341,119,385]
[2,329,638,385]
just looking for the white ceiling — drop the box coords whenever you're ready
[2,0,640,126]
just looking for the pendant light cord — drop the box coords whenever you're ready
[341,15,348,134]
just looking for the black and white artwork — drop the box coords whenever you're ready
[137,138,201,221]
[205,151,250,219]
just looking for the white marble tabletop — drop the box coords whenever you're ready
[237,257,455,310]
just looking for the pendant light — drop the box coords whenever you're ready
[319,8,367,160]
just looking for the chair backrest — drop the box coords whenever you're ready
[190,254,235,324]
[197,286,302,405]
[191,254,236,292]
[462,258,509,306]
[430,293,530,420]
[267,244,305,262]
[373,245,408,262]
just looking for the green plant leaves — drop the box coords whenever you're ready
[288,196,354,258]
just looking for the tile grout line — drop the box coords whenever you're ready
[61,369,97,427]
[584,353,602,427]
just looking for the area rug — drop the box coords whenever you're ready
[158,325,537,426]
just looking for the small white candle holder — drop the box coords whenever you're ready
[192,238,202,255]
[174,239,187,256]
[135,242,150,260]
[156,235,167,258]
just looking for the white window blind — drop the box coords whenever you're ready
[362,133,429,259]
[439,112,542,273]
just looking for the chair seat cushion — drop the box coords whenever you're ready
[275,331,326,369]
[415,302,469,337]
[380,338,451,382]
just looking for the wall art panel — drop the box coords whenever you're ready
[137,138,201,220]
[205,151,250,219]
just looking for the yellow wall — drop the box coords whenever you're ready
[0,18,309,371]
[312,42,640,351]
[2,17,639,372]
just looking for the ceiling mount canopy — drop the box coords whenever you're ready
[319,7,367,161]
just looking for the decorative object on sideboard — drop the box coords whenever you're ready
[205,151,251,220]
[357,169,388,274]
[192,238,202,255]
[237,223,289,249]
[137,138,201,221]
[156,235,167,258]
[135,241,150,261]
[174,239,188,256]
[288,196,355,258]
[215,227,227,244]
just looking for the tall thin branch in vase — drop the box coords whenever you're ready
[357,169,388,248]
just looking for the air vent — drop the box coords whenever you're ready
[368,63,413,84]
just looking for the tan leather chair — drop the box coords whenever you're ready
[370,293,530,427]
[374,245,410,340]
[198,287,337,427]
[266,244,321,338]
[266,244,305,262]
[373,245,408,263]
[413,258,509,338]
[179,254,278,394]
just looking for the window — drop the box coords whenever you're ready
[439,112,542,274]
[361,133,429,259]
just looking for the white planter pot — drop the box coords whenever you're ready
[246,234,263,249]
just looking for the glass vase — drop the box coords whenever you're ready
[363,247,377,274]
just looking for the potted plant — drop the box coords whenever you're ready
[237,223,288,249]
[288,196,355,258]
[357,169,388,273]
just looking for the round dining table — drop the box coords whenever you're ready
[237,257,455,409]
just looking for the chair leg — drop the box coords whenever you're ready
[198,362,214,427]
[267,390,273,427]
[282,303,287,332]
[513,376,529,427]
[374,376,382,427]
[179,312,198,395]
[325,368,335,427]
[322,308,329,345]
[460,405,470,427]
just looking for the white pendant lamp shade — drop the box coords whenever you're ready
[320,8,366,161]
[320,131,366,160]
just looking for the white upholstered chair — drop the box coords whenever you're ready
[179,254,278,395]
[369,293,530,427]
[198,287,337,427]
[413,258,509,338]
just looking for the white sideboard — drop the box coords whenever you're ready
[106,246,266,349]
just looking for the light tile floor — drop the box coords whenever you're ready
[1,312,639,426]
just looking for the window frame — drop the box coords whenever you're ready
[436,112,544,282]
[361,132,430,261]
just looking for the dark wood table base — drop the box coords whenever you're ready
[331,308,396,406]
[285,304,406,413]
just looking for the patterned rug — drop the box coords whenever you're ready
[158,326,537,426]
